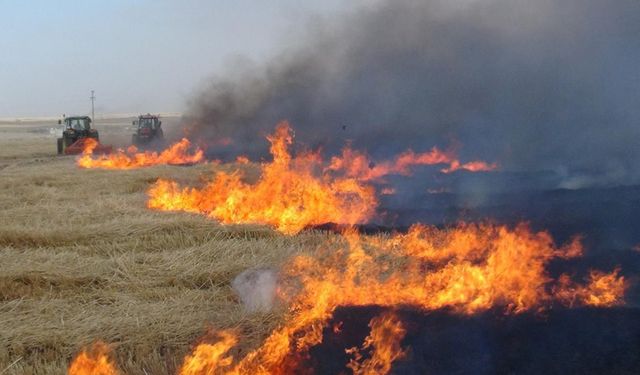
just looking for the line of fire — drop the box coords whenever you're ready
[66,121,632,375]
[4,1,639,375]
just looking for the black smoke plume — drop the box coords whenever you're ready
[185,0,640,187]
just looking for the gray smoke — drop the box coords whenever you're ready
[185,0,640,187]
[232,268,277,313]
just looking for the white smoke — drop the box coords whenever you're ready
[232,268,278,313]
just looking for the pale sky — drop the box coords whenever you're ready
[0,0,355,117]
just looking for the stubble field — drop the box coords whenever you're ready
[0,118,330,374]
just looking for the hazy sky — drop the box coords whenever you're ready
[0,0,352,117]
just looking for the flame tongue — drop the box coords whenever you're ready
[346,311,407,375]
[179,331,238,375]
[77,138,204,169]
[147,122,378,235]
[326,144,497,181]
[68,341,119,375]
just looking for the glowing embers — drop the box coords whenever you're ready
[147,122,377,235]
[68,342,119,375]
[77,138,204,169]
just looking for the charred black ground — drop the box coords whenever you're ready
[304,305,640,375]
[303,174,640,374]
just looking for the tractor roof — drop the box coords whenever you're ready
[139,114,159,119]
[65,116,91,120]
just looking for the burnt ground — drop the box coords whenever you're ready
[307,172,640,374]
[374,171,639,245]
[308,305,640,375]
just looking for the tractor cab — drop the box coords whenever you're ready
[56,116,111,155]
[132,114,164,145]
[63,116,92,132]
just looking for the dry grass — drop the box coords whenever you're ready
[0,120,334,374]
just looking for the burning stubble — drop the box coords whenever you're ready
[71,223,627,374]
[173,224,625,374]
[4,0,636,373]
[78,138,205,169]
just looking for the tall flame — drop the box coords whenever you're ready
[78,138,204,169]
[147,122,377,235]
[173,223,625,374]
[68,341,119,375]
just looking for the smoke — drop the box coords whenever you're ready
[185,0,640,187]
[232,268,277,313]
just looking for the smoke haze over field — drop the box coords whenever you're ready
[186,0,640,187]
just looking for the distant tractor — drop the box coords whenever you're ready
[132,114,164,145]
[56,116,111,154]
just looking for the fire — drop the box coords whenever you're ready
[326,145,497,182]
[173,223,625,374]
[581,269,626,306]
[179,331,238,375]
[68,341,119,375]
[77,138,204,169]
[346,312,407,375]
[147,122,377,235]
[69,125,627,374]
[555,268,626,308]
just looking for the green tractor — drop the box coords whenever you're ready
[132,114,164,145]
[56,116,111,154]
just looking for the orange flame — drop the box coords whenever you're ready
[147,122,377,235]
[175,223,625,374]
[77,138,204,169]
[68,341,119,375]
[179,331,238,375]
[346,312,407,375]
[326,145,497,181]
[555,268,626,308]
[581,269,627,306]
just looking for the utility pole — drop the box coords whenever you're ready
[90,90,96,121]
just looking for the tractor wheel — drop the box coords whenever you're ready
[57,138,63,154]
